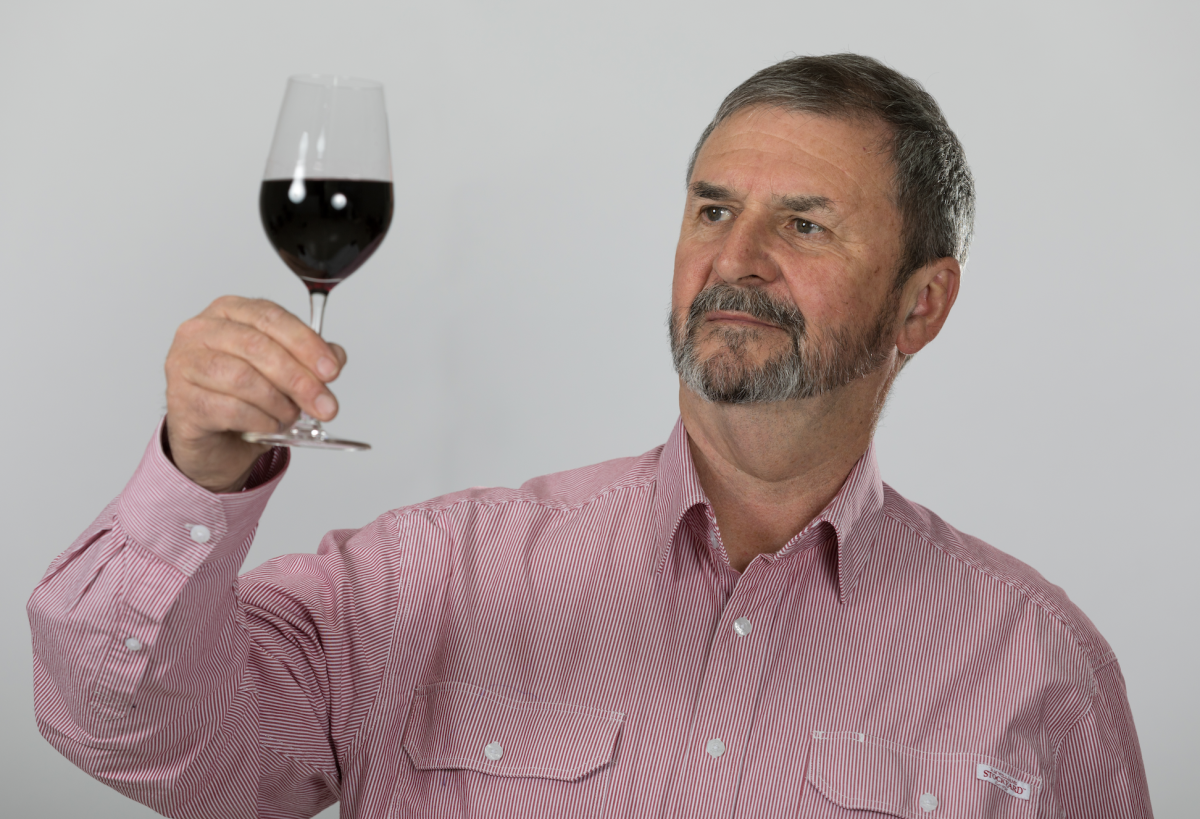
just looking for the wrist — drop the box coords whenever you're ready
[161,419,263,493]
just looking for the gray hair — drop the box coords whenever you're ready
[687,54,975,286]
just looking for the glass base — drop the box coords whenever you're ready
[242,425,370,451]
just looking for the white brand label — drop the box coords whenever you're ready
[977,763,1032,800]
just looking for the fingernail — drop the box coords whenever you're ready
[315,394,336,419]
[316,357,338,379]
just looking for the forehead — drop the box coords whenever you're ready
[691,106,896,214]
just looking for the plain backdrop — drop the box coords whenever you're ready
[2,1,1195,815]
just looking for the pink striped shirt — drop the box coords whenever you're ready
[29,419,1151,818]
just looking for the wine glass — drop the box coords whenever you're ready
[243,75,393,451]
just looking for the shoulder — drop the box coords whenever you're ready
[393,445,666,521]
[880,483,1115,671]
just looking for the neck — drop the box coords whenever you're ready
[679,365,893,573]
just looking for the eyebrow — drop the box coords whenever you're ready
[690,181,835,214]
[779,194,835,214]
[690,181,737,201]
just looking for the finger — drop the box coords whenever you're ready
[202,296,341,383]
[328,343,348,371]
[166,363,285,442]
[176,348,307,427]
[197,388,288,437]
[196,321,338,421]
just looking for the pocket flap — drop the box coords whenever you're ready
[402,682,624,781]
[806,731,1040,818]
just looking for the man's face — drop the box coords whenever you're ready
[670,106,907,403]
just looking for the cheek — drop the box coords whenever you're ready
[671,242,714,311]
[779,264,881,328]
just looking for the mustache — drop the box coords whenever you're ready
[685,283,806,338]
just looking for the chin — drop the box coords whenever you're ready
[698,334,785,365]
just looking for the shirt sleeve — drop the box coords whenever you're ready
[1055,658,1154,818]
[27,422,402,819]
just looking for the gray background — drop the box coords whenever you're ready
[2,0,1195,815]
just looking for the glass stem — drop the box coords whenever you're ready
[293,290,330,437]
[309,289,328,336]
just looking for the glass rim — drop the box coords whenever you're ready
[287,74,383,91]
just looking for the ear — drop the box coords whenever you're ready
[895,257,961,356]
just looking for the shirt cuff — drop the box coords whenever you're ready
[115,419,290,576]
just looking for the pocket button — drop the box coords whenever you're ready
[484,742,503,761]
[920,792,939,812]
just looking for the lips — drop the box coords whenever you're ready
[705,311,781,331]
[685,282,807,338]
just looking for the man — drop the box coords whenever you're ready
[29,54,1152,817]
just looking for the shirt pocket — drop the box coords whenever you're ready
[806,731,1041,818]
[397,681,624,815]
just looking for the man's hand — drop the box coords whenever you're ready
[164,296,347,493]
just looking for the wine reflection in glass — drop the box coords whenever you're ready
[243,75,393,451]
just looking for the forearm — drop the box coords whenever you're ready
[26,424,310,815]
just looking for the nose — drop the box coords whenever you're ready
[711,212,780,285]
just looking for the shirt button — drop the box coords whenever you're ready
[484,742,503,761]
[733,617,753,637]
[189,524,211,544]
[920,792,939,812]
[124,637,142,651]
[705,738,726,758]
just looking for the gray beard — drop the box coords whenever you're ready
[668,282,897,404]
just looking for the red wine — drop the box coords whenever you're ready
[260,179,393,293]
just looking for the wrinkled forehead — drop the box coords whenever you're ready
[692,105,898,206]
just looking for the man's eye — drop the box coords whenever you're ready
[792,218,823,235]
[702,206,731,222]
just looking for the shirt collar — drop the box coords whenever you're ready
[650,416,885,604]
